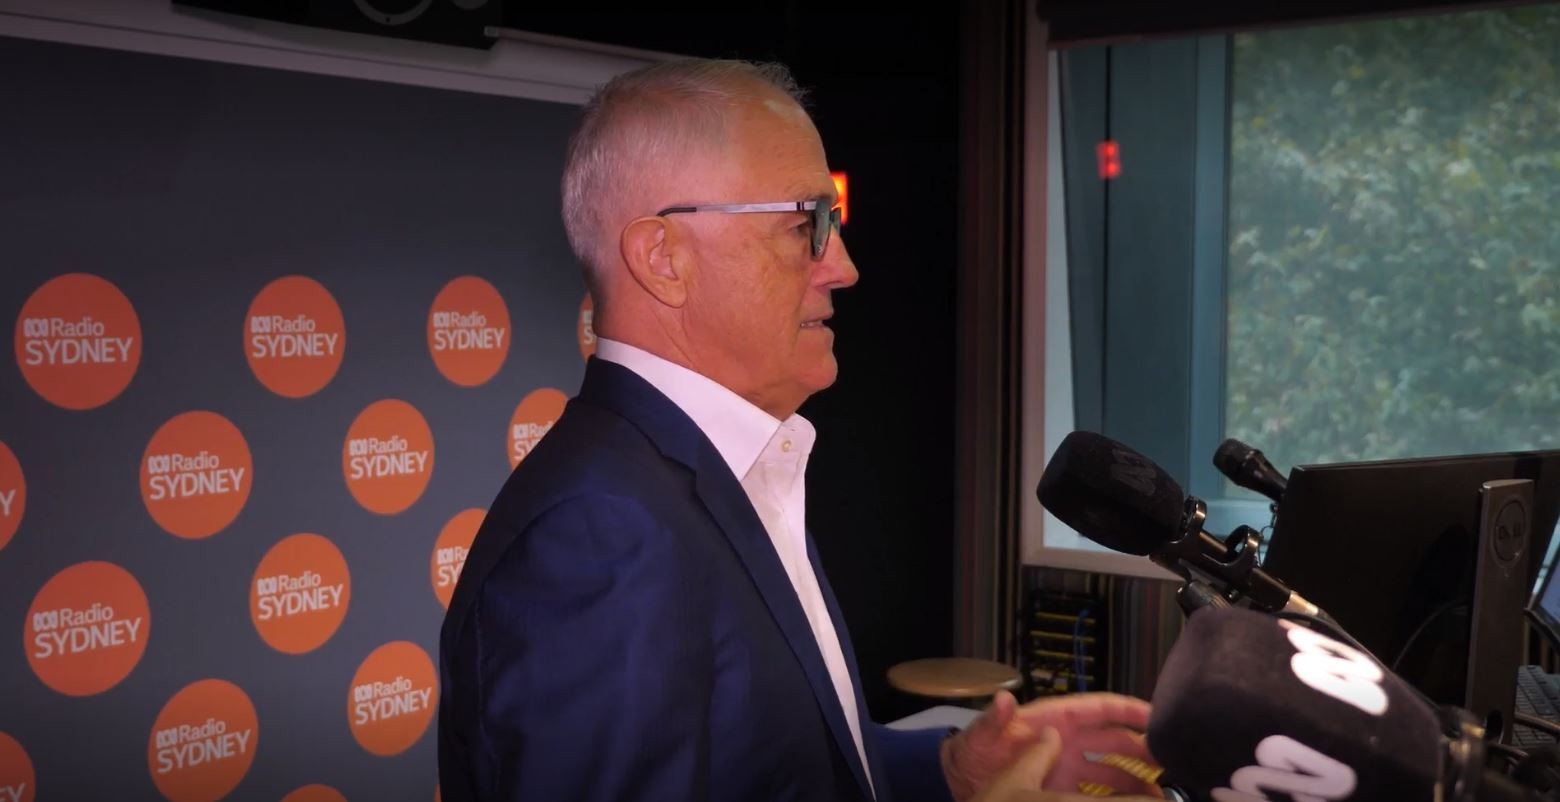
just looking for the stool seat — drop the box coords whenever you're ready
[887,657,1022,699]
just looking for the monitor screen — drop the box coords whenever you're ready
[1260,449,1560,706]
[1532,548,1560,648]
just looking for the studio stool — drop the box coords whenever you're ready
[887,657,1022,706]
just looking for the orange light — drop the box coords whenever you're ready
[831,171,849,224]
[1096,141,1121,180]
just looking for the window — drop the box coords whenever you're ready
[1025,3,1560,577]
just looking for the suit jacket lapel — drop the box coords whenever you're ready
[807,529,891,800]
[694,469,876,799]
[579,358,876,799]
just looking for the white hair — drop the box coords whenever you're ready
[560,58,809,297]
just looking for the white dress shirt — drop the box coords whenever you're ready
[595,337,874,796]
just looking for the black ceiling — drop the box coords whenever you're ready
[497,4,954,77]
[497,1,1551,55]
[175,1,1554,61]
[1031,0,1549,45]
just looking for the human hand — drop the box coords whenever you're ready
[942,691,1163,801]
[969,725,1167,802]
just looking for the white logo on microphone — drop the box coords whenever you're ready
[1280,621,1388,716]
[1211,623,1383,801]
[1210,735,1357,802]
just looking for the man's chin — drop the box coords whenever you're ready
[801,356,840,394]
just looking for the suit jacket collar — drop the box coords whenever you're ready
[576,355,717,474]
[592,337,797,481]
[577,357,878,799]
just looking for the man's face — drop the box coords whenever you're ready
[673,94,859,419]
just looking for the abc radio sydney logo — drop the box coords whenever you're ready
[248,313,338,358]
[19,315,132,362]
[352,676,433,724]
[427,276,511,387]
[31,602,143,661]
[15,273,142,410]
[348,641,438,757]
[0,440,24,552]
[151,717,252,772]
[148,679,259,802]
[26,561,151,697]
[346,435,429,478]
[140,412,253,540]
[244,276,345,399]
[253,571,343,617]
[508,388,567,469]
[250,533,351,655]
[144,451,244,500]
[429,310,505,350]
[431,509,483,609]
[343,400,435,515]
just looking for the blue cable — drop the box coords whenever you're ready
[1074,604,1091,693]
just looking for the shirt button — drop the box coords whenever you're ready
[781,439,793,452]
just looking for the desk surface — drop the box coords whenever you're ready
[885,705,981,732]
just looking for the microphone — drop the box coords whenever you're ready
[1214,437,1288,504]
[1147,605,1546,801]
[1036,430,1318,617]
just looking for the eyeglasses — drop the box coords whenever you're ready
[656,197,842,261]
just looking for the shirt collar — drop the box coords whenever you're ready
[594,337,812,479]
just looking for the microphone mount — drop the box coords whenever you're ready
[1156,496,1304,616]
[1438,705,1560,801]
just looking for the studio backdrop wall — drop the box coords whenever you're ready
[0,10,644,800]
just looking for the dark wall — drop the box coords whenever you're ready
[505,5,964,722]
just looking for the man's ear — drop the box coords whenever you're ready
[621,216,689,308]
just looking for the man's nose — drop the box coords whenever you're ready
[818,234,858,289]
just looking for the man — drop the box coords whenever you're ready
[439,58,1161,802]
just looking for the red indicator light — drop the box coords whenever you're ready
[1097,141,1121,180]
[831,171,848,225]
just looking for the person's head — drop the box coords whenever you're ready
[561,58,858,420]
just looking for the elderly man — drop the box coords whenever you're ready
[438,58,1161,802]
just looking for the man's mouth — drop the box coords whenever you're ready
[801,313,833,329]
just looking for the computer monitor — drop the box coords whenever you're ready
[1528,545,1560,653]
[1260,449,1560,709]
[1534,535,1560,601]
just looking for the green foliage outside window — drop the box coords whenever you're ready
[1226,5,1560,477]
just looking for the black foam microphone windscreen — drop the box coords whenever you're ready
[1213,437,1287,503]
[1036,431,1186,555]
[1148,606,1443,800]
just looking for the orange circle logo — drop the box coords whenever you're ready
[508,388,567,469]
[577,294,596,359]
[348,641,438,757]
[428,277,510,387]
[343,400,434,515]
[148,679,258,802]
[15,273,142,410]
[141,411,253,539]
[0,441,25,551]
[250,534,351,655]
[0,732,35,802]
[431,509,484,609]
[25,561,150,696]
[281,785,346,802]
[245,276,346,399]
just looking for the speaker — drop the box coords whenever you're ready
[174,0,503,50]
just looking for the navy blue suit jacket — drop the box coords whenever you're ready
[438,357,955,802]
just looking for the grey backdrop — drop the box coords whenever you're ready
[0,34,586,801]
